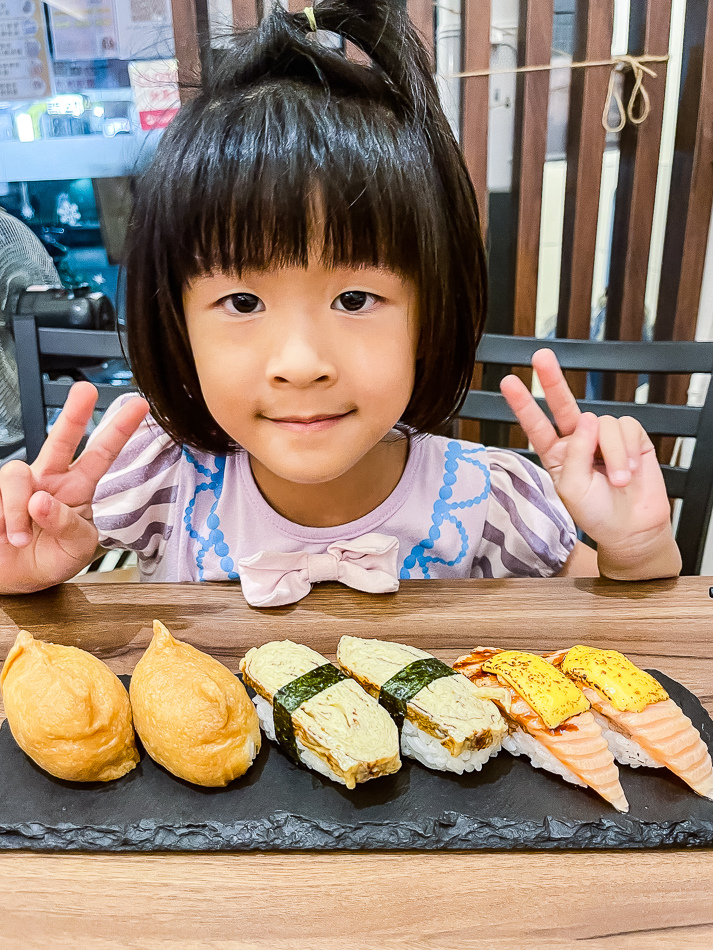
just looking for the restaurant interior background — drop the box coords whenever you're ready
[1,0,712,567]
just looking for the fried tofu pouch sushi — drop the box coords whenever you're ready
[240,640,401,789]
[548,645,713,800]
[130,621,260,787]
[336,636,508,774]
[454,647,629,812]
[0,630,139,782]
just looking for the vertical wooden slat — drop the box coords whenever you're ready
[493,0,552,447]
[232,0,260,27]
[408,0,435,62]
[170,0,202,98]
[556,0,614,397]
[460,0,490,231]
[649,0,713,467]
[603,0,671,402]
[458,0,490,443]
[511,0,553,342]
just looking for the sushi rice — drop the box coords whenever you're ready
[254,695,502,777]
[591,711,662,769]
[503,730,586,787]
[401,720,502,774]
[252,694,350,785]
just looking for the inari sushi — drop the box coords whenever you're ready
[454,648,629,812]
[548,645,713,800]
[239,640,400,789]
[336,636,509,774]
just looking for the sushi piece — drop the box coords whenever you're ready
[548,645,713,800]
[239,640,400,789]
[336,636,509,775]
[454,647,629,812]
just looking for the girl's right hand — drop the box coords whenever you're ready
[0,382,149,594]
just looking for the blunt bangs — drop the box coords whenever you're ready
[125,6,486,454]
[146,80,443,283]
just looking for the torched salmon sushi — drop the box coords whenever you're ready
[548,646,713,801]
[453,648,629,813]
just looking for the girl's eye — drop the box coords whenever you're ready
[221,293,264,315]
[333,291,379,313]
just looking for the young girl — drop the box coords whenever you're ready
[0,0,680,602]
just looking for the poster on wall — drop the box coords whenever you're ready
[115,0,174,60]
[49,0,119,60]
[0,0,53,101]
[128,58,178,130]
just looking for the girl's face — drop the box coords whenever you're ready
[183,261,418,484]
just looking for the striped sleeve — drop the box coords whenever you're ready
[471,449,577,578]
[90,395,183,563]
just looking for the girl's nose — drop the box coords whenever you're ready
[266,331,337,388]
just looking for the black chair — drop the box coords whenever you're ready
[13,310,135,464]
[462,334,713,575]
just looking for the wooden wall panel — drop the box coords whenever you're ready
[459,0,490,443]
[171,0,203,98]
[460,0,491,232]
[407,0,435,62]
[650,0,713,422]
[556,0,614,397]
[511,0,553,343]
[603,0,672,402]
[233,0,261,26]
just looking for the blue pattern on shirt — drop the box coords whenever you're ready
[182,450,239,581]
[400,441,490,579]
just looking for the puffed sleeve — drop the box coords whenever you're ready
[471,448,577,578]
[89,394,183,562]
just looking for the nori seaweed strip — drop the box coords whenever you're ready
[273,664,349,763]
[379,658,457,731]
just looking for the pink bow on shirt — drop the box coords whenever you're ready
[237,533,400,607]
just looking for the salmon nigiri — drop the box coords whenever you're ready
[453,648,629,813]
[548,646,713,801]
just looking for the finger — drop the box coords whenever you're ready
[500,373,560,462]
[0,460,35,546]
[70,395,150,489]
[598,415,632,487]
[28,491,98,561]
[33,381,99,477]
[531,349,581,436]
[559,412,599,496]
[618,416,647,472]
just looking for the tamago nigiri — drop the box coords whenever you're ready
[548,645,713,801]
[454,648,629,812]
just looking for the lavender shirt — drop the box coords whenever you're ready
[91,397,577,584]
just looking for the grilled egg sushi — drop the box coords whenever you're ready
[239,640,401,789]
[336,636,508,775]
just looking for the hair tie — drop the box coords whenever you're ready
[303,5,317,32]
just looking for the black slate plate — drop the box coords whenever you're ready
[0,671,711,852]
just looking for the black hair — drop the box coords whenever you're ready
[124,0,487,453]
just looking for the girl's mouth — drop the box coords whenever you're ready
[265,411,354,433]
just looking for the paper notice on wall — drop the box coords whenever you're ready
[49,0,119,60]
[128,58,178,130]
[0,0,52,101]
[115,0,174,61]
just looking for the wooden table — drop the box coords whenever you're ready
[0,576,712,949]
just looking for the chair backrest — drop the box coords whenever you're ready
[462,334,713,575]
[14,311,135,464]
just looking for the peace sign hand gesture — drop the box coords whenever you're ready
[0,382,149,594]
[500,349,681,580]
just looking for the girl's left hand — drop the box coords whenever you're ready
[500,348,677,572]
